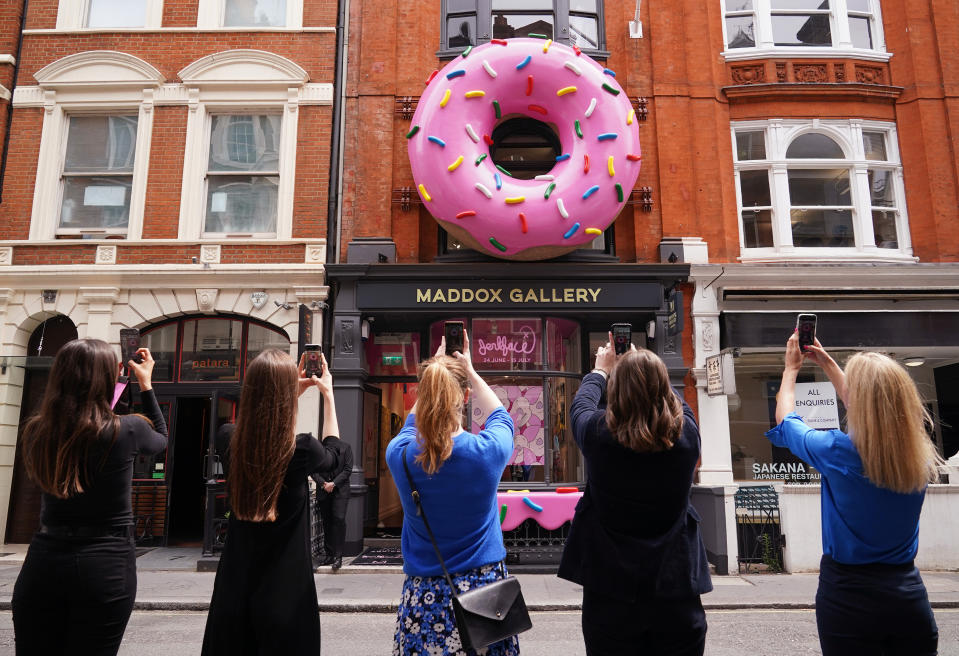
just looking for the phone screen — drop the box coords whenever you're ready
[612,323,632,355]
[120,329,142,365]
[445,322,465,356]
[797,314,817,351]
[304,345,322,378]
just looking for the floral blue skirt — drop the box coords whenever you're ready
[393,560,521,656]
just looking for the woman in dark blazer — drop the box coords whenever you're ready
[558,339,712,656]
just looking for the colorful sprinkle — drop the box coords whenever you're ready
[491,38,508,45]
[418,184,431,202]
[483,60,497,78]
[603,68,617,77]
[516,55,532,70]
[519,212,528,233]
[427,136,446,147]
[475,153,488,165]
[557,198,569,218]
[483,134,494,146]
[563,223,581,239]
[465,90,486,98]
[534,175,555,181]
[425,70,438,85]
[607,156,615,177]
[465,124,479,143]
[461,45,473,58]
[627,109,636,125]
[405,125,420,139]
[542,39,552,53]
[564,61,582,76]
[557,86,577,96]
[475,182,493,198]
[584,154,590,173]
[602,82,620,96]
[598,133,618,141]
[500,504,508,524]
[575,120,583,139]
[456,210,476,219]
[495,164,511,176]
[585,98,597,117]
[544,182,556,199]
[626,153,642,161]
[528,33,548,39]
[448,155,464,172]
[583,185,600,199]
[556,487,579,493]
[528,104,548,115]
[526,75,534,96]
[556,153,571,162]
[494,172,503,190]
[440,89,451,108]
[523,496,543,511]
[585,228,603,236]
[615,183,624,202]
[505,196,525,204]
[446,70,466,80]
[493,100,502,118]
[489,237,508,252]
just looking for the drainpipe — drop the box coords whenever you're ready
[0,0,28,203]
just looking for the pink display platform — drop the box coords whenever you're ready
[497,490,582,532]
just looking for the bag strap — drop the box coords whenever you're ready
[402,445,458,594]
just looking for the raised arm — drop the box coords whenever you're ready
[803,339,847,405]
[775,333,803,424]
[451,331,503,422]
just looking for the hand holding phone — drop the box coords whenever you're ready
[796,314,817,352]
[611,323,632,356]
[120,328,143,368]
[303,344,323,378]
[444,321,465,356]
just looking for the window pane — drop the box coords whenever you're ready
[791,209,854,247]
[365,331,421,376]
[849,16,873,49]
[771,0,828,8]
[873,211,898,249]
[205,176,279,234]
[492,0,552,9]
[548,377,583,483]
[224,0,286,27]
[180,319,242,382]
[546,319,581,373]
[246,324,290,370]
[570,0,598,12]
[471,318,544,371]
[142,324,178,382]
[868,169,896,207]
[771,14,832,46]
[742,209,774,248]
[86,0,146,27]
[739,170,771,206]
[65,116,138,173]
[725,0,753,9]
[846,0,870,11]
[786,133,844,158]
[447,0,475,12]
[471,377,545,480]
[736,131,766,160]
[209,115,281,172]
[862,131,887,161]
[569,15,599,49]
[59,177,131,230]
[788,169,851,205]
[726,16,756,47]
[493,13,554,39]
[447,15,476,48]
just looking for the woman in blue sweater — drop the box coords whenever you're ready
[386,331,516,656]
[768,332,942,655]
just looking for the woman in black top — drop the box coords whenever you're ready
[201,349,342,655]
[558,338,712,656]
[12,338,168,655]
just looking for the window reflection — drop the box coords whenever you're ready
[492,13,554,39]
[141,324,178,382]
[180,319,242,381]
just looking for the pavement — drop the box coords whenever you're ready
[0,546,957,613]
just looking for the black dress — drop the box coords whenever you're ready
[201,430,339,656]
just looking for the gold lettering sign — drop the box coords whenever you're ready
[415,287,602,305]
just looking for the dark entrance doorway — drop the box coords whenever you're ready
[167,397,211,545]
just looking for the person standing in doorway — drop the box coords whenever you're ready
[768,333,941,655]
[315,436,353,570]
[13,339,167,655]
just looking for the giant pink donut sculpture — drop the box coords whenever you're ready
[408,38,641,261]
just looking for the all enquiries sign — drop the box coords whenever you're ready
[793,382,840,430]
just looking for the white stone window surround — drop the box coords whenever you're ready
[731,118,915,263]
[27,51,161,241]
[57,0,164,29]
[196,0,303,29]
[177,50,309,241]
[720,0,890,63]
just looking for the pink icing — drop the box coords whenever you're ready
[408,38,642,258]
[498,490,582,531]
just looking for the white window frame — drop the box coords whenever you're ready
[721,0,889,62]
[731,119,914,262]
[196,0,303,29]
[57,0,163,30]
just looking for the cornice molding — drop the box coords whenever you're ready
[723,82,902,102]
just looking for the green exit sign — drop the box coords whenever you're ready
[382,355,403,365]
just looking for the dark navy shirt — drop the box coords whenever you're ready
[766,412,926,565]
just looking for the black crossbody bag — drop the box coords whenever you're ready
[402,445,533,651]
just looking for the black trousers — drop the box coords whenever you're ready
[12,533,137,656]
[817,554,938,656]
[319,490,349,558]
[581,587,706,656]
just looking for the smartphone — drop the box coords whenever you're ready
[119,328,143,366]
[612,323,632,355]
[796,314,817,352]
[304,344,323,378]
[444,321,465,356]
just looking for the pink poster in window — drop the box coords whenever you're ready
[471,318,542,371]
[472,384,544,466]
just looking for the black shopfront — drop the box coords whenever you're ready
[324,262,690,557]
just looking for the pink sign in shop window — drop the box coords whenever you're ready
[472,384,545,466]
[470,318,543,370]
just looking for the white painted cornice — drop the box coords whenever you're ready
[0,55,15,66]
[179,50,309,87]
[0,84,9,102]
[690,262,959,291]
[35,51,164,89]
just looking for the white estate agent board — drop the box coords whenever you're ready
[793,382,840,430]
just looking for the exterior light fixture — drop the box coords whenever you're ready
[903,357,925,367]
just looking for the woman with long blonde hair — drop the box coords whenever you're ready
[769,332,942,654]
[386,331,518,656]
[202,348,342,655]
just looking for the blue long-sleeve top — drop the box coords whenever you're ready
[766,412,926,565]
[386,407,515,576]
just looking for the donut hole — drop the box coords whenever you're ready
[490,116,561,180]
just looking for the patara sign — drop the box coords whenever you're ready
[416,287,601,304]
